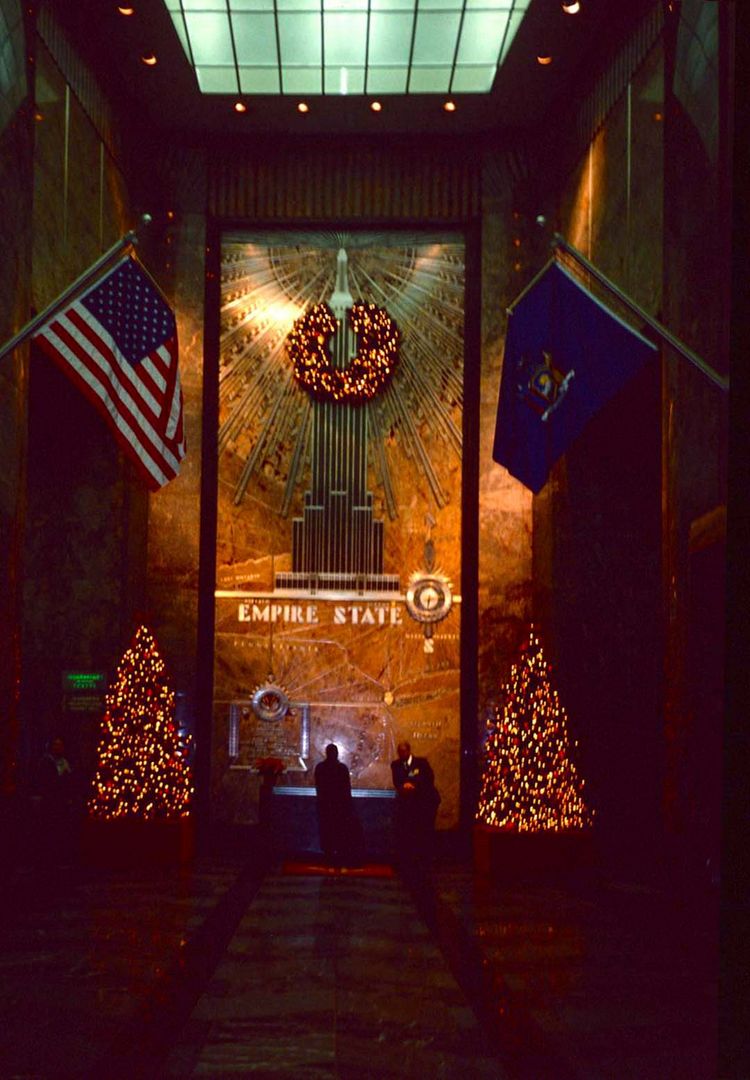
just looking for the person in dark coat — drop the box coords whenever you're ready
[34,736,75,865]
[391,740,440,865]
[314,744,356,864]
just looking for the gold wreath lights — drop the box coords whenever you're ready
[287,301,400,404]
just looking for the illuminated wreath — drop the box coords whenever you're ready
[287,301,400,405]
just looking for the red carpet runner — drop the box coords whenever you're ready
[282,860,395,878]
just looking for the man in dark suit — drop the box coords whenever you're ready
[314,743,356,864]
[391,741,440,864]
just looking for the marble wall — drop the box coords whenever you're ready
[144,210,206,735]
[212,236,465,827]
[476,158,534,733]
[19,41,141,782]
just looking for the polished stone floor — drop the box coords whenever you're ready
[0,835,719,1079]
[165,873,504,1078]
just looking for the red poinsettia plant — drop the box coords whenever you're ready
[255,756,285,779]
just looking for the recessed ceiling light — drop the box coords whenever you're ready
[297,102,309,113]
[443,100,457,112]
[117,5,135,13]
[141,52,157,66]
[562,1,580,13]
[234,101,247,113]
[370,101,382,112]
[536,55,553,65]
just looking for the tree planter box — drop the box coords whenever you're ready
[473,823,594,880]
[81,815,195,867]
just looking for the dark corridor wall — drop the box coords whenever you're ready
[530,3,728,871]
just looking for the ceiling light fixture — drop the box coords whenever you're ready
[141,52,158,66]
[117,5,135,14]
[234,100,247,113]
[536,54,553,65]
[561,1,580,13]
[297,102,309,113]
[443,100,457,112]
[370,101,382,112]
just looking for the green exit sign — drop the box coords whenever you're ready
[62,671,106,693]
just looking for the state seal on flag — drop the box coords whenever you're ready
[516,349,575,422]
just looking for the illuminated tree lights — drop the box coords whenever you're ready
[477,630,594,832]
[88,625,194,820]
[287,301,400,404]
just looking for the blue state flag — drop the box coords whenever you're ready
[492,260,658,494]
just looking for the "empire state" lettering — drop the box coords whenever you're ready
[238,601,403,626]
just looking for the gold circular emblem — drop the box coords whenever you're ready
[405,573,453,624]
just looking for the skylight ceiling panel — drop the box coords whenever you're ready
[456,10,511,65]
[498,8,525,62]
[168,11,191,57]
[161,0,532,95]
[183,12,235,65]
[282,66,322,92]
[417,0,463,9]
[239,66,282,91]
[181,0,227,9]
[366,65,409,93]
[324,65,365,92]
[451,63,495,91]
[369,0,415,10]
[324,11,368,67]
[323,0,368,10]
[276,0,319,11]
[409,66,452,91]
[411,11,463,66]
[277,12,322,66]
[195,65,239,91]
[463,0,527,7]
[368,12,414,66]
[232,13,279,64]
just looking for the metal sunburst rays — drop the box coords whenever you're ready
[219,233,465,516]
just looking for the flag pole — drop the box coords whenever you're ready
[0,214,152,365]
[551,233,729,392]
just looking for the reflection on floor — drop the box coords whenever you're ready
[0,838,718,1078]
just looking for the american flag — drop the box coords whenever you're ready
[33,255,186,490]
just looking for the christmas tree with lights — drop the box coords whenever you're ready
[477,628,593,832]
[88,625,193,820]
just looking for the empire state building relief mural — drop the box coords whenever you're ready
[213,231,465,826]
